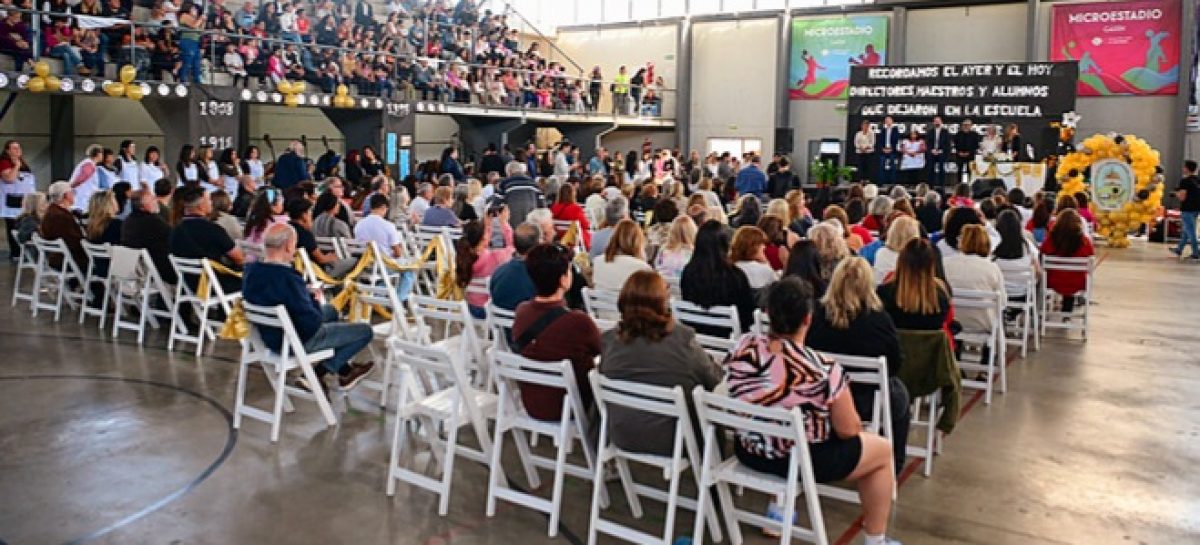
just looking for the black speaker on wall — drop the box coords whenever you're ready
[774,127,794,154]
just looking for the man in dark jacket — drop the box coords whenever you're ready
[40,181,87,272]
[122,189,178,284]
[500,158,545,228]
[242,223,374,394]
[952,119,981,186]
[768,157,799,199]
[478,143,506,178]
[272,141,311,190]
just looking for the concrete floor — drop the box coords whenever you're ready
[0,242,1198,545]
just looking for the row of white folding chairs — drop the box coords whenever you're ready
[166,256,242,356]
[1040,255,1095,340]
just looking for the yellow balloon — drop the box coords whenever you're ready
[119,64,137,84]
[336,84,348,96]
[44,76,61,92]
[34,60,50,78]
[104,82,125,97]
[27,77,45,93]
[126,85,144,101]
[284,94,299,107]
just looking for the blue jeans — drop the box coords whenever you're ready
[178,39,202,84]
[51,44,81,75]
[305,305,373,374]
[1177,211,1200,257]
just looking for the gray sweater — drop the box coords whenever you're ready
[599,324,723,456]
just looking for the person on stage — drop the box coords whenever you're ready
[899,128,927,187]
[853,119,875,183]
[925,116,951,190]
[875,116,901,186]
[979,125,1002,157]
[1002,123,1024,160]
[952,119,980,185]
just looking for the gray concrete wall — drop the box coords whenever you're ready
[689,18,779,158]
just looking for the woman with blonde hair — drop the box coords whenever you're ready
[655,215,696,278]
[706,205,728,225]
[593,219,651,292]
[873,216,919,283]
[765,198,791,224]
[808,222,850,284]
[877,238,952,336]
[15,191,47,247]
[86,190,122,244]
[694,177,721,208]
[808,257,910,474]
[730,226,778,289]
[784,189,815,236]
[824,205,871,250]
[943,224,1005,334]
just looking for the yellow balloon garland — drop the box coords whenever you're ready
[1056,134,1163,248]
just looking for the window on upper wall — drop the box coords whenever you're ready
[603,0,630,23]
[631,0,658,21]
[661,0,686,17]
[577,0,602,24]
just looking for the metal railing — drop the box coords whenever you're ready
[5,6,674,119]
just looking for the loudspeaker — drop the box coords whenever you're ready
[774,127,794,154]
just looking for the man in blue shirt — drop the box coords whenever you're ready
[272,141,311,190]
[588,147,608,177]
[421,186,462,227]
[489,222,541,310]
[242,223,375,394]
[734,155,768,199]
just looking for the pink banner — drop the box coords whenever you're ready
[1050,0,1181,96]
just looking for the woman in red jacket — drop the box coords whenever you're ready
[549,182,591,249]
[1040,208,1094,314]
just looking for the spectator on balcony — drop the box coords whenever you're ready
[235,1,257,30]
[45,18,81,76]
[224,44,248,87]
[177,1,205,84]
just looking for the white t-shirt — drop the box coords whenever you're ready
[900,139,925,170]
[736,260,778,289]
[245,159,265,183]
[873,247,899,284]
[592,254,651,292]
[354,214,403,255]
[943,253,1006,333]
[140,163,165,186]
[409,196,430,219]
[0,171,36,219]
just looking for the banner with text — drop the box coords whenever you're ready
[1050,0,1181,96]
[789,15,888,100]
[846,62,1078,157]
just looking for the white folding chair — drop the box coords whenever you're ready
[234,301,339,443]
[30,234,86,321]
[817,353,894,503]
[167,256,211,355]
[485,302,516,354]
[581,286,620,321]
[385,340,497,515]
[997,260,1040,358]
[691,389,829,545]
[953,289,1006,405]
[586,371,723,545]
[671,300,741,340]
[348,273,420,407]
[340,237,371,260]
[464,276,492,339]
[408,294,488,388]
[486,350,607,537]
[10,231,38,307]
[79,240,112,327]
[1040,256,1095,340]
[316,236,346,259]
[109,246,164,345]
[752,309,771,335]
[693,331,737,364]
[907,390,943,478]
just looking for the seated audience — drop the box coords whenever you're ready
[40,181,88,272]
[808,222,850,286]
[599,270,721,455]
[169,186,245,294]
[730,226,778,289]
[784,239,828,297]
[512,243,602,421]
[592,219,651,292]
[1040,208,1094,314]
[589,195,629,259]
[943,224,1005,336]
[243,188,285,244]
[860,196,893,233]
[915,192,942,235]
[877,238,952,335]
[488,222,543,311]
[15,192,47,248]
[680,220,756,335]
[992,209,1040,304]
[456,218,515,318]
[312,191,353,240]
[288,198,355,278]
[808,257,910,474]
[726,278,899,544]
[209,190,243,242]
[355,194,405,258]
[122,189,177,284]
[547,183,590,247]
[242,223,374,395]
[874,216,919,284]
[423,185,462,228]
[757,214,792,271]
[824,205,871,250]
[85,190,122,245]
[654,215,696,279]
[1026,197,1055,244]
